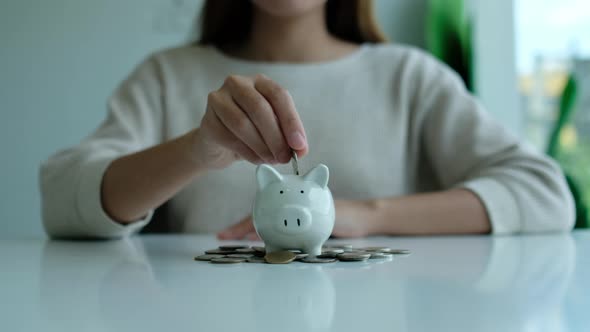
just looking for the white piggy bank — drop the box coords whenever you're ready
[253,164,335,256]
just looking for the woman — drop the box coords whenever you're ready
[40,0,574,239]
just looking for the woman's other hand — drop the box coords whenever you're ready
[191,74,308,170]
[217,199,380,240]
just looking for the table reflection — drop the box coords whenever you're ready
[38,234,575,332]
[329,235,575,332]
[39,237,337,331]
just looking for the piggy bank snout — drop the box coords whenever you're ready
[274,205,312,234]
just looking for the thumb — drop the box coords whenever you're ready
[217,215,254,240]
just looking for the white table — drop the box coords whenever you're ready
[1,232,589,332]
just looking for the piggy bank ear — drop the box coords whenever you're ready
[256,164,284,189]
[302,164,329,188]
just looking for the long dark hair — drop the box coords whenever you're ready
[197,0,387,47]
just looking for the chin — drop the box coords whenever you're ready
[252,0,327,17]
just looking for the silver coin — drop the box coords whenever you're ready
[325,244,353,251]
[194,254,226,261]
[291,149,300,175]
[210,257,245,264]
[205,249,236,255]
[302,256,337,263]
[337,252,371,261]
[368,252,394,259]
[295,253,309,260]
[252,246,266,256]
[346,250,370,255]
[227,254,254,258]
[322,248,344,254]
[318,251,343,259]
[219,245,250,250]
[235,248,256,254]
[246,256,266,263]
[389,249,411,255]
[362,246,391,253]
[317,253,337,259]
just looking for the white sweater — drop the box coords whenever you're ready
[39,43,575,238]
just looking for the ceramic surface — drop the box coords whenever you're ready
[253,164,335,255]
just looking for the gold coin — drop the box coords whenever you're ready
[264,251,296,264]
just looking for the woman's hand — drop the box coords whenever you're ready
[217,199,380,240]
[190,74,308,170]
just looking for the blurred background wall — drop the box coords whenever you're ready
[0,0,553,237]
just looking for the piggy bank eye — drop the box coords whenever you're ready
[280,190,284,194]
[300,190,304,194]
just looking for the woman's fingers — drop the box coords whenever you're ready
[217,215,255,240]
[245,232,261,241]
[209,88,275,163]
[201,108,262,164]
[254,75,308,158]
[224,75,291,163]
[203,74,307,167]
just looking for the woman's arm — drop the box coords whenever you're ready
[103,73,307,224]
[335,190,490,237]
[409,52,574,234]
[101,130,206,223]
[41,61,307,238]
[218,190,489,239]
[219,53,575,239]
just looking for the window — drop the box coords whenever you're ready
[515,0,590,149]
[515,0,590,226]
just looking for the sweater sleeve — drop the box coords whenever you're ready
[413,52,575,234]
[39,55,164,239]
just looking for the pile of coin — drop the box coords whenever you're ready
[194,244,410,264]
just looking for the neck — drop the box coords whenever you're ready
[232,6,356,63]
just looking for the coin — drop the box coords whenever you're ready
[265,251,297,264]
[295,253,309,260]
[219,245,249,250]
[317,253,338,259]
[291,149,299,175]
[194,254,226,261]
[389,249,411,255]
[227,254,254,258]
[325,244,353,251]
[302,256,337,263]
[322,248,344,256]
[368,252,394,259]
[198,244,400,264]
[362,246,391,252]
[318,250,343,258]
[235,248,256,254]
[210,257,246,264]
[337,252,371,261]
[246,256,266,263]
[252,246,266,255]
[205,249,236,255]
